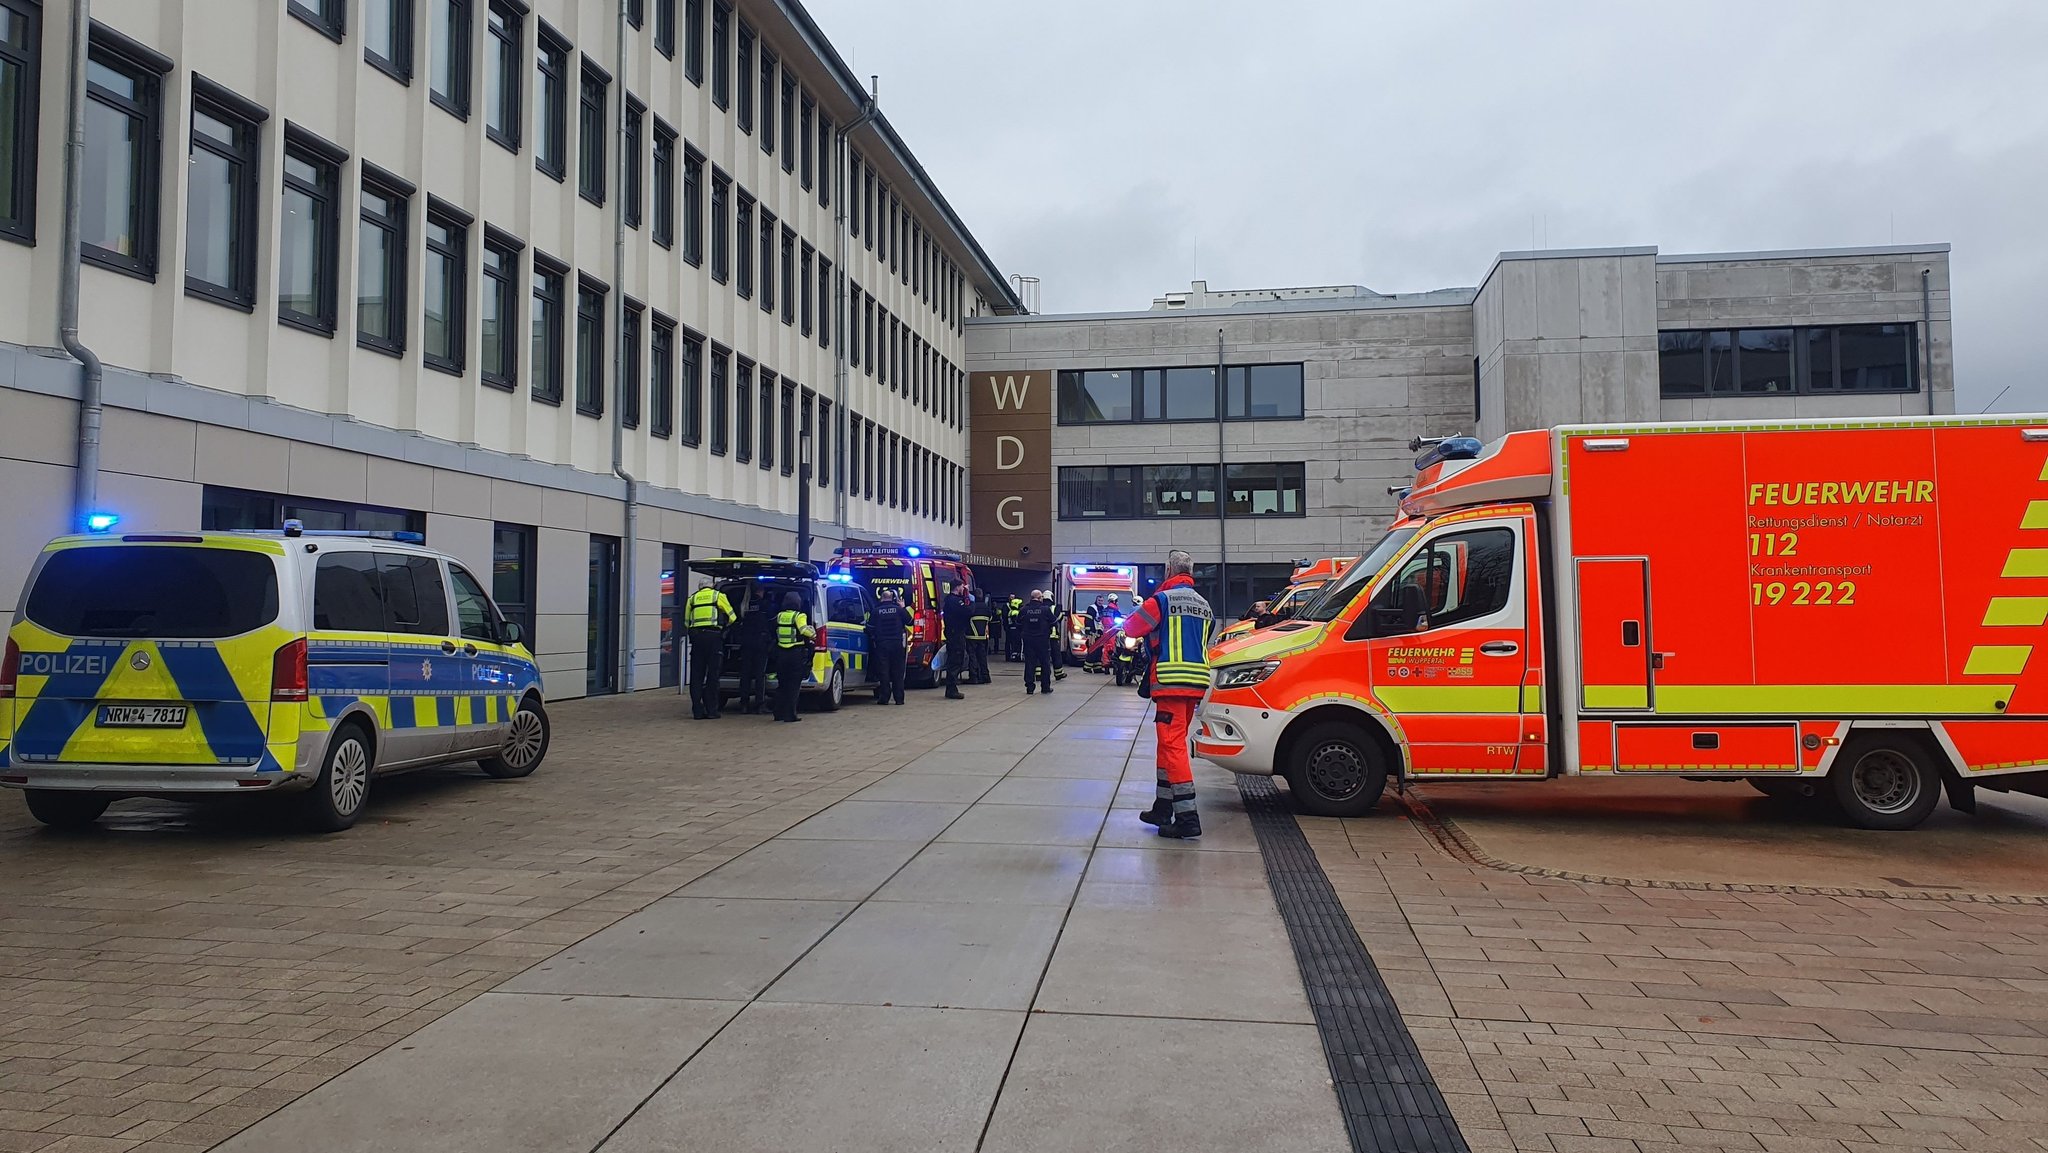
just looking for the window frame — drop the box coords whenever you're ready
[799,242,813,337]
[780,378,796,478]
[709,344,729,455]
[364,0,415,83]
[678,323,704,446]
[480,226,523,391]
[816,111,831,208]
[779,70,795,174]
[534,23,569,181]
[621,299,642,430]
[680,142,703,265]
[648,311,675,438]
[577,56,609,206]
[278,127,345,336]
[429,0,472,119]
[682,0,703,82]
[0,0,39,245]
[756,45,774,155]
[288,0,346,42]
[623,95,644,229]
[183,78,265,311]
[758,370,775,470]
[80,32,167,279]
[650,117,675,248]
[709,168,730,282]
[816,396,831,489]
[710,1,730,110]
[654,0,676,59]
[779,224,795,326]
[817,257,831,349]
[1658,324,1920,398]
[574,274,608,417]
[757,207,774,314]
[490,522,537,643]
[734,358,754,464]
[798,93,812,189]
[1224,461,1307,519]
[484,1,521,151]
[422,198,470,375]
[355,169,409,356]
[734,18,753,132]
[530,252,567,405]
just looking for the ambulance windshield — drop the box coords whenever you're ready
[1297,526,1419,623]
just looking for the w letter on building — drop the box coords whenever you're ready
[989,376,1032,410]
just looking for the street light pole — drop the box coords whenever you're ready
[797,427,814,565]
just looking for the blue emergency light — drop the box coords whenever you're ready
[905,546,922,557]
[84,512,120,533]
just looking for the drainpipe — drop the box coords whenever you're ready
[610,0,638,692]
[1215,328,1228,610]
[1921,268,1935,416]
[60,0,103,532]
[832,83,878,539]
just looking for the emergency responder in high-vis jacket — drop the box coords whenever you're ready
[738,594,776,715]
[967,592,994,685]
[1122,550,1214,838]
[685,581,736,720]
[941,582,973,700]
[1017,589,1057,694]
[865,585,910,705]
[773,592,817,723]
[1004,594,1024,661]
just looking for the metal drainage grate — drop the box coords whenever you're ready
[1237,774,1470,1153]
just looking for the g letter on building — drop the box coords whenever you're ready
[970,370,1052,564]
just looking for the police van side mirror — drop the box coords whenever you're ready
[502,621,524,645]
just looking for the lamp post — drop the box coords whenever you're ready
[796,427,814,565]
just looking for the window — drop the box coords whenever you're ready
[863,297,875,376]
[780,226,795,326]
[735,191,753,297]
[648,313,673,437]
[848,413,861,498]
[758,371,775,469]
[530,255,565,403]
[816,397,831,488]
[710,345,729,454]
[365,0,413,81]
[734,19,752,130]
[1142,464,1218,518]
[623,98,643,229]
[659,543,687,687]
[817,112,831,207]
[357,180,406,352]
[780,379,796,477]
[627,0,643,30]
[289,0,346,41]
[184,84,262,309]
[481,229,521,389]
[535,25,568,180]
[279,131,342,334]
[424,203,468,373]
[758,48,775,154]
[0,0,36,244]
[849,155,862,238]
[758,209,774,314]
[681,143,703,264]
[862,167,875,249]
[578,59,608,204]
[450,563,501,643]
[779,73,795,174]
[485,2,520,150]
[818,258,831,348]
[709,169,729,281]
[683,0,703,81]
[711,2,730,109]
[734,359,753,463]
[492,524,536,645]
[1225,364,1305,419]
[655,0,675,56]
[378,553,452,636]
[431,0,470,117]
[651,119,675,247]
[679,327,703,445]
[1365,528,1516,636]
[1659,325,1918,397]
[621,302,642,429]
[848,284,861,366]
[82,38,164,277]
[799,96,813,191]
[313,553,386,633]
[1226,462,1305,517]
[863,421,875,498]
[575,276,606,416]
[202,487,424,536]
[1058,370,1134,423]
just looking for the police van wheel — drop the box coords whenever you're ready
[817,668,844,712]
[1284,722,1389,818]
[24,790,112,829]
[482,699,550,779]
[1830,735,1941,831]
[298,723,373,833]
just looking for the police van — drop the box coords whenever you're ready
[689,557,871,709]
[0,523,549,832]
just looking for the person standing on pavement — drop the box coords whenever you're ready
[773,591,817,723]
[737,591,776,715]
[1017,588,1057,695]
[1004,594,1024,661]
[967,591,994,685]
[865,585,910,705]
[684,580,736,720]
[1122,549,1215,839]
[941,581,973,699]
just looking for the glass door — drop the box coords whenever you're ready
[588,535,620,696]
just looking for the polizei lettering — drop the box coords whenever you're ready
[1747,480,1934,506]
[17,651,111,677]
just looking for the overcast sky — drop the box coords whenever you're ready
[806,0,2048,413]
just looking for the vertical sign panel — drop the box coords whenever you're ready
[969,370,1052,564]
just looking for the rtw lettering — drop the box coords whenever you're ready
[1747,480,1934,507]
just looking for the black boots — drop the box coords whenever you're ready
[1139,772,1200,838]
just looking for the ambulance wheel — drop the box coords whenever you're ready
[482,697,550,779]
[24,790,111,829]
[1830,735,1940,831]
[1284,722,1389,818]
[298,722,373,833]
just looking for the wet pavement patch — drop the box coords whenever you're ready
[1237,775,1469,1153]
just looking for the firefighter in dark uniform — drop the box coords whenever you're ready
[967,591,994,684]
[737,592,776,715]
[941,582,973,699]
[1004,594,1025,661]
[865,585,910,705]
[1018,588,1057,694]
[773,591,817,723]
[685,580,736,719]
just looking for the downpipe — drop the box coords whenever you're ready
[60,0,103,531]
[610,0,638,693]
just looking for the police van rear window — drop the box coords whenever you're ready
[24,546,280,638]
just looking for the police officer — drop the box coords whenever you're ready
[737,591,776,715]
[1123,550,1215,839]
[684,580,736,720]
[967,591,994,685]
[1004,594,1025,661]
[865,585,910,705]
[773,591,817,723]
[941,581,973,700]
[1018,588,1057,695]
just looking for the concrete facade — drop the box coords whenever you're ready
[0,0,1019,698]
[967,244,1954,613]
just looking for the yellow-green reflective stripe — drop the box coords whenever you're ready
[1652,684,2012,714]
[2004,549,2048,578]
[1964,646,2031,677]
[1520,685,1544,711]
[1984,597,2048,627]
[1583,685,1649,709]
[2023,501,2048,530]
[1375,686,1522,714]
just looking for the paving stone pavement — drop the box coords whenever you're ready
[1303,803,2048,1153]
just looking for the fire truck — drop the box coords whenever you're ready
[827,546,974,688]
[1197,416,2048,830]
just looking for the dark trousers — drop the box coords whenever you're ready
[774,648,809,720]
[1022,641,1053,692]
[871,643,906,704]
[739,644,771,713]
[944,639,966,694]
[1005,626,1021,662]
[968,640,990,683]
[688,630,725,717]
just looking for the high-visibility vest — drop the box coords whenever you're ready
[967,605,992,641]
[687,587,734,630]
[1147,586,1214,690]
[776,609,816,650]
